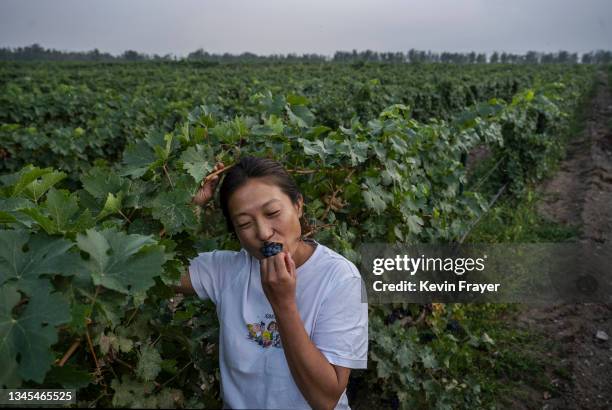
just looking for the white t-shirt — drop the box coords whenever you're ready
[189,239,368,409]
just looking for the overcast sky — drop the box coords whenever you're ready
[1,0,611,57]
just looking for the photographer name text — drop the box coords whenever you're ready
[372,280,500,293]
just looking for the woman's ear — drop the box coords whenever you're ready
[296,194,304,218]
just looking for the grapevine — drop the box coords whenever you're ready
[0,61,595,408]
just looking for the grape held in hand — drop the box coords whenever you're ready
[261,242,283,258]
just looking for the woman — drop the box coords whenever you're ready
[177,156,368,409]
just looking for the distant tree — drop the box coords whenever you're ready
[0,43,608,65]
[121,50,145,61]
[525,51,540,64]
[581,52,593,64]
[87,48,101,61]
[187,48,209,60]
[569,52,578,63]
[594,50,612,63]
[558,50,569,63]
[541,52,554,63]
[407,48,418,63]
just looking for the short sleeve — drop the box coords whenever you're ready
[189,250,241,305]
[312,265,368,369]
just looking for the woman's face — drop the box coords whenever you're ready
[228,177,303,261]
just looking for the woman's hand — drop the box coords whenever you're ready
[260,251,297,313]
[191,162,225,207]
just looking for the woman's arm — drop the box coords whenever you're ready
[261,252,351,409]
[275,304,351,410]
[174,272,196,295]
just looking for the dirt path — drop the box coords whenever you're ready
[521,69,612,409]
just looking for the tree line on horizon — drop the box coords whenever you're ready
[1,43,611,64]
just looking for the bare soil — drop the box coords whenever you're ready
[517,70,612,409]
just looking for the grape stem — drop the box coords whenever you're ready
[201,163,236,186]
[163,163,175,189]
[85,325,106,390]
[57,338,81,367]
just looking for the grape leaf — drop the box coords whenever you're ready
[0,198,37,227]
[0,284,22,388]
[0,211,17,224]
[45,188,79,225]
[20,188,95,234]
[111,376,157,408]
[76,228,165,294]
[405,214,424,234]
[0,197,35,212]
[44,364,93,389]
[98,331,134,355]
[122,180,154,210]
[136,344,162,381]
[81,167,129,199]
[151,189,197,235]
[0,230,84,295]
[298,138,329,160]
[23,171,67,203]
[157,388,184,408]
[362,180,392,214]
[419,347,438,369]
[286,94,310,106]
[287,105,315,128]
[97,192,123,220]
[179,144,215,183]
[338,139,369,166]
[0,282,71,384]
[121,140,157,178]
[11,166,66,201]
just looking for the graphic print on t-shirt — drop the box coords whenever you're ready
[246,313,282,348]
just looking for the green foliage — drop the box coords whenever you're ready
[136,344,162,382]
[0,61,594,181]
[76,228,166,295]
[0,229,82,294]
[0,282,71,384]
[0,61,595,408]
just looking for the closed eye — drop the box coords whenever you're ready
[238,211,280,229]
[237,211,280,229]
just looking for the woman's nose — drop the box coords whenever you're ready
[256,221,275,242]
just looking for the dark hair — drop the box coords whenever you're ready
[219,156,308,239]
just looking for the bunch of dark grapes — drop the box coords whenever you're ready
[384,307,408,325]
[261,242,283,258]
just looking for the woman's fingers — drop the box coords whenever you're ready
[260,252,296,310]
[194,163,224,205]
[260,252,290,281]
[285,252,296,278]
[261,251,296,292]
[208,175,219,190]
[270,251,294,279]
[261,254,276,280]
